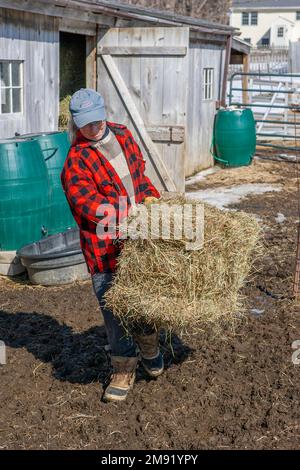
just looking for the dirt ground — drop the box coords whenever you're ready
[1,158,300,450]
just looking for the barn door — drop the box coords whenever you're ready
[97,27,189,192]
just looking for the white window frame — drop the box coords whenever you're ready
[277,26,284,38]
[261,37,270,46]
[251,12,258,25]
[242,12,249,25]
[203,68,214,101]
[0,60,24,115]
[243,11,258,26]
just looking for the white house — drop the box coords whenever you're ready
[230,0,300,48]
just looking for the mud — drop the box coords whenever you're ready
[0,160,300,450]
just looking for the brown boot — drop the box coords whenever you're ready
[134,331,164,378]
[103,356,138,403]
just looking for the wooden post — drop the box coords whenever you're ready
[242,53,250,105]
[221,34,232,107]
[86,34,97,90]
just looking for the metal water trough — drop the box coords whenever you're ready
[17,228,89,286]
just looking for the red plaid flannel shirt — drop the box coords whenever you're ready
[61,121,160,274]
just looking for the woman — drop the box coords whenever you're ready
[61,88,164,403]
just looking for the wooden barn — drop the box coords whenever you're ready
[0,0,249,192]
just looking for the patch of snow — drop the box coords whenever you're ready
[186,183,282,210]
[185,166,221,187]
[250,308,265,318]
[275,212,286,224]
[253,215,264,223]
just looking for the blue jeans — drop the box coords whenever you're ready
[92,271,137,357]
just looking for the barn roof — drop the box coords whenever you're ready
[85,0,237,34]
[1,0,238,36]
[232,36,251,55]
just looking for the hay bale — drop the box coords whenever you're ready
[104,195,261,334]
[58,95,71,129]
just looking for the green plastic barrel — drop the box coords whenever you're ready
[0,139,50,251]
[21,131,75,235]
[213,108,256,167]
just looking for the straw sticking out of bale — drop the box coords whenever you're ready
[104,195,262,334]
[58,95,71,129]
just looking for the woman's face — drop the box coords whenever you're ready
[80,120,107,141]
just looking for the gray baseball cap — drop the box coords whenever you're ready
[69,88,106,128]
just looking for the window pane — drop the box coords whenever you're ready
[297,11,300,20]
[203,68,214,100]
[242,12,249,25]
[0,62,10,87]
[1,88,11,113]
[251,12,258,25]
[12,88,21,112]
[11,62,21,86]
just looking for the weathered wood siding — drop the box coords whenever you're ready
[97,27,189,192]
[0,8,59,139]
[185,42,225,176]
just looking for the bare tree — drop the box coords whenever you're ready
[116,0,232,24]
